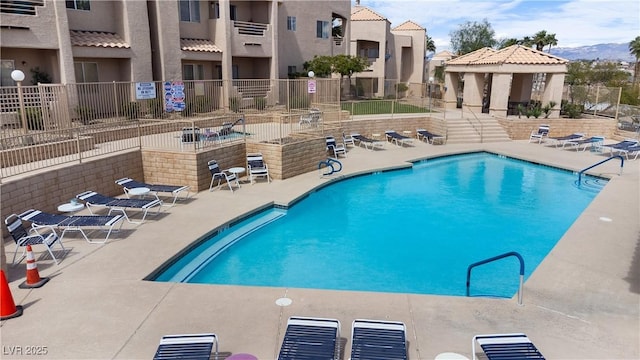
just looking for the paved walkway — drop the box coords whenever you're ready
[1,140,638,359]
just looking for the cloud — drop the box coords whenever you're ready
[360,0,639,50]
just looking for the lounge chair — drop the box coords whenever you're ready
[350,319,407,360]
[564,136,605,151]
[472,333,545,360]
[75,191,162,224]
[115,178,190,207]
[528,124,550,144]
[247,153,271,184]
[181,127,201,149]
[299,108,322,127]
[352,133,384,150]
[326,136,347,158]
[603,139,639,155]
[208,160,239,192]
[343,132,356,148]
[18,209,125,244]
[4,214,65,265]
[617,144,640,160]
[153,333,218,360]
[278,316,340,360]
[549,132,584,147]
[385,130,414,147]
[416,128,446,144]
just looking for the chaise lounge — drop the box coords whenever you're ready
[76,191,162,224]
[278,316,341,360]
[153,333,218,360]
[18,209,125,244]
[350,319,407,360]
[472,333,545,360]
[416,128,446,144]
[351,133,384,150]
[115,178,190,207]
[385,130,414,147]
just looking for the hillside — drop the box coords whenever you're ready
[549,43,635,62]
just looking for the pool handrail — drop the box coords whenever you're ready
[466,251,525,306]
[577,155,624,186]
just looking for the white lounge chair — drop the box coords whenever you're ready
[528,124,550,143]
[247,153,271,184]
[208,160,239,192]
[18,209,125,244]
[153,333,218,360]
[115,178,191,207]
[351,319,407,360]
[4,214,65,265]
[385,130,414,147]
[75,191,162,224]
[326,136,347,158]
[278,316,340,360]
[299,108,322,127]
[472,333,545,360]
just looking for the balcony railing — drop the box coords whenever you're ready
[233,21,268,36]
[0,0,44,15]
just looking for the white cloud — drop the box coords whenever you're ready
[360,0,640,50]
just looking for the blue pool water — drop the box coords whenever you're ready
[154,153,605,297]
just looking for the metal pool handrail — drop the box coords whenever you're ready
[577,155,624,185]
[466,251,525,305]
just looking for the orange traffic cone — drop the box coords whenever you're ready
[18,245,50,289]
[0,269,23,320]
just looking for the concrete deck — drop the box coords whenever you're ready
[1,139,638,359]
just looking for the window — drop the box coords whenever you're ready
[1,60,15,86]
[183,64,204,80]
[287,16,296,31]
[287,66,296,75]
[232,65,239,79]
[66,0,90,10]
[179,0,200,22]
[316,20,329,39]
[359,48,379,59]
[210,2,219,19]
[229,4,237,21]
[74,62,98,83]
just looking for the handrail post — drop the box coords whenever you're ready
[467,251,525,306]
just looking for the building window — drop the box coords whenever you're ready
[287,66,296,75]
[74,62,98,83]
[0,60,15,86]
[66,0,90,10]
[183,64,204,80]
[210,2,219,19]
[287,16,296,31]
[179,0,200,22]
[359,48,379,59]
[232,65,239,79]
[316,20,329,39]
[229,4,237,21]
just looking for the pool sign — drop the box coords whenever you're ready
[308,79,316,94]
[135,82,156,100]
[163,81,186,112]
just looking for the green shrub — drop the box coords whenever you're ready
[75,105,95,125]
[254,97,266,110]
[561,102,583,119]
[395,83,409,93]
[121,101,140,119]
[23,107,44,130]
[542,101,557,118]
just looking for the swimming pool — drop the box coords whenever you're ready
[153,152,605,298]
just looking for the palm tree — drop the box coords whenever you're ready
[630,36,640,86]
[425,35,436,53]
[530,30,557,52]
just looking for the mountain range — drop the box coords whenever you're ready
[549,43,635,62]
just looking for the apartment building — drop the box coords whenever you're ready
[0,0,350,86]
[349,5,427,98]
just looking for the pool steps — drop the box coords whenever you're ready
[168,209,286,282]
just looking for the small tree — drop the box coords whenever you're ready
[449,18,497,55]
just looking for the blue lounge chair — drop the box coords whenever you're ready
[115,178,190,207]
[4,214,65,265]
[352,133,384,150]
[326,136,347,158]
[76,191,162,224]
[549,133,584,147]
[564,136,605,151]
[350,319,407,360]
[528,124,550,144]
[472,333,545,360]
[278,316,340,360]
[18,209,125,244]
[416,128,446,144]
[385,130,414,147]
[603,139,639,155]
[153,333,218,360]
[617,144,640,160]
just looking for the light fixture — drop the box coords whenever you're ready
[307,71,315,78]
[11,69,25,82]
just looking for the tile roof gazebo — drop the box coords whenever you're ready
[443,45,569,118]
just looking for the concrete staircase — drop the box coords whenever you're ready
[444,114,511,144]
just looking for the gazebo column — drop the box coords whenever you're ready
[542,73,565,118]
[462,73,483,113]
[489,73,511,117]
[443,72,459,110]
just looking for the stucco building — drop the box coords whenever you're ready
[0,0,350,85]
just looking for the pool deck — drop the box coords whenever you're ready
[2,139,638,359]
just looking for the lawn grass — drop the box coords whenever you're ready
[341,100,430,115]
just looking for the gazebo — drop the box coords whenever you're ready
[443,45,569,118]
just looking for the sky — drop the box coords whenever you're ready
[358,0,640,51]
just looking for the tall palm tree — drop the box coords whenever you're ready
[425,35,436,53]
[544,33,558,52]
[630,36,640,86]
[530,30,557,52]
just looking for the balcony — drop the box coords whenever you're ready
[230,21,272,57]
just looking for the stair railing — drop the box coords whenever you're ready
[466,251,525,305]
[461,104,483,142]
